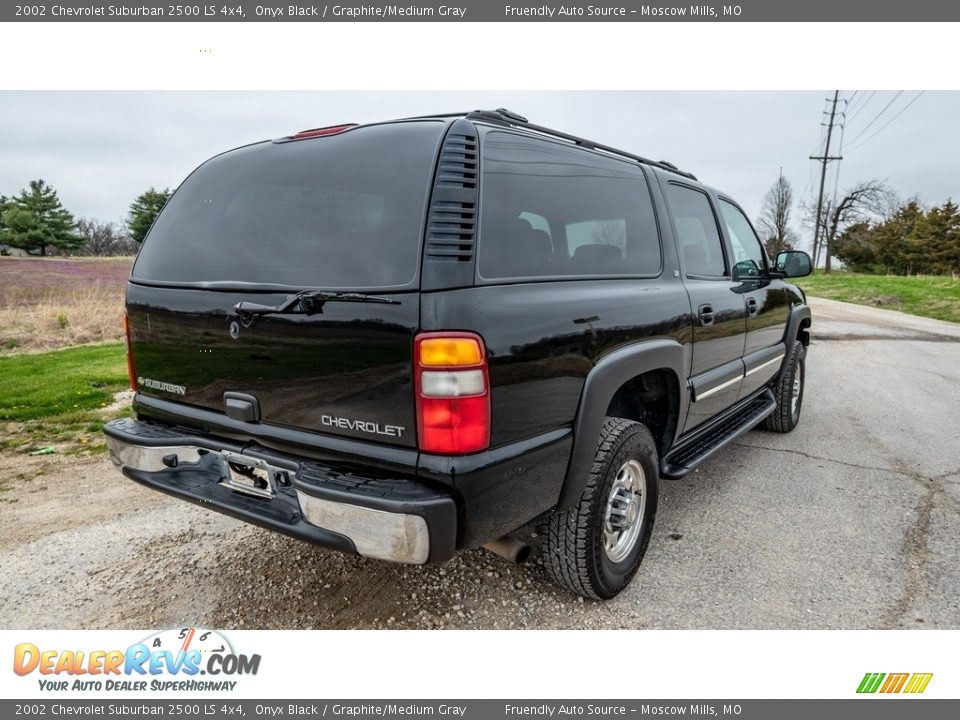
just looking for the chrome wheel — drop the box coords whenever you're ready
[603,459,647,563]
[791,362,803,417]
[545,418,660,599]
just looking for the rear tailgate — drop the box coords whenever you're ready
[126,284,419,447]
[126,121,448,448]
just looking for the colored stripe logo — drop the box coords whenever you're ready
[857,672,933,694]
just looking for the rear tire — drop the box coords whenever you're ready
[544,418,659,600]
[762,339,805,433]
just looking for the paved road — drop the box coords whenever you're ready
[1,297,958,629]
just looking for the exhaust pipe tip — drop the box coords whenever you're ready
[482,536,531,564]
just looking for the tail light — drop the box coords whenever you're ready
[123,312,137,391]
[414,332,490,455]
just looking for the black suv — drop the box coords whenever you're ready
[105,109,812,599]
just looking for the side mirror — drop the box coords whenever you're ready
[732,259,763,282]
[775,250,812,278]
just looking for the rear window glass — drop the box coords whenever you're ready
[478,132,661,280]
[133,122,443,289]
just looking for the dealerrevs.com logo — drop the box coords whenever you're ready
[13,627,260,692]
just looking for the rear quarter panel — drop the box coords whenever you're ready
[421,278,694,448]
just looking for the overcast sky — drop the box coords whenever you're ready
[0,91,956,252]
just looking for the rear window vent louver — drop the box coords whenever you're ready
[426,132,478,263]
[436,134,478,190]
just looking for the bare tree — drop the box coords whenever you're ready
[821,180,895,273]
[756,175,798,259]
[589,220,626,251]
[76,218,137,256]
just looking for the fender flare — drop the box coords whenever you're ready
[557,338,689,510]
[785,304,812,346]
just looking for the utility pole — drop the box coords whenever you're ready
[810,90,843,272]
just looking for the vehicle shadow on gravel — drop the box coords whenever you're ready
[205,526,585,630]
[99,474,717,631]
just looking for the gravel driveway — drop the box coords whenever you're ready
[2,297,958,629]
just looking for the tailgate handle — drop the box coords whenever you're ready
[223,392,261,423]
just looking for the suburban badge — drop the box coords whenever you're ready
[138,377,187,396]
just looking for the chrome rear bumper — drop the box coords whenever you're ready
[104,418,456,564]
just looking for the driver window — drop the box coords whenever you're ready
[718,199,766,278]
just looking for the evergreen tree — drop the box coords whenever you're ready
[127,187,171,243]
[873,201,924,274]
[831,222,875,272]
[0,180,81,256]
[913,200,960,275]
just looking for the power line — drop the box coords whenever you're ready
[845,91,926,155]
[846,90,877,122]
[843,90,861,114]
[846,91,904,145]
[844,92,860,113]
[847,89,875,118]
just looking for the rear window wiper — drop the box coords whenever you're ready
[234,289,400,325]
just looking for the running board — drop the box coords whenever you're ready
[661,389,776,479]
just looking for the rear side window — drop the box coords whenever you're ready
[478,132,661,280]
[667,184,727,278]
[132,121,444,289]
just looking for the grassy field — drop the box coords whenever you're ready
[0,343,130,454]
[0,256,132,354]
[797,272,960,324]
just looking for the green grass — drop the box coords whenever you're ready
[0,343,130,453]
[797,272,960,324]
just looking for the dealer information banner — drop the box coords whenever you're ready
[2,700,960,719]
[3,0,960,22]
[3,629,957,718]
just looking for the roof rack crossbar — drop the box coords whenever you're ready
[464,108,698,181]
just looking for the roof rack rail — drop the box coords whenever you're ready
[464,108,698,181]
[395,111,473,121]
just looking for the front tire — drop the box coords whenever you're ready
[762,339,806,433]
[544,418,659,600]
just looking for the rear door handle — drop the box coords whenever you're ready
[698,304,715,326]
[746,296,759,316]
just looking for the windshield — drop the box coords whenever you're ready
[132,121,444,289]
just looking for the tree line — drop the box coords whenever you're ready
[832,200,960,275]
[755,174,957,276]
[0,180,170,257]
